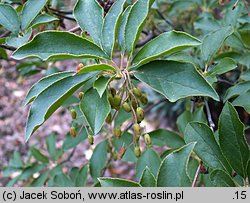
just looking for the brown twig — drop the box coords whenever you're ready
[192,161,203,187]
[68,26,81,33]
[0,44,16,51]
[0,31,11,38]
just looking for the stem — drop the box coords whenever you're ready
[205,99,215,131]
[192,161,203,187]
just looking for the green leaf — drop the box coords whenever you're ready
[94,76,112,98]
[25,72,97,141]
[78,64,115,74]
[19,164,46,180]
[62,128,87,151]
[30,171,49,187]
[53,173,74,187]
[12,31,109,61]
[134,60,219,102]
[132,31,201,66]
[223,81,250,102]
[74,0,103,45]
[184,122,231,173]
[136,148,161,179]
[101,0,125,57]
[6,28,32,48]
[98,178,140,187]
[31,14,58,28]
[9,151,23,168]
[113,132,137,163]
[125,0,154,54]
[46,134,60,161]
[177,106,207,134]
[232,90,250,114]
[202,26,234,63]
[21,0,49,30]
[0,3,20,34]
[148,129,185,148]
[156,143,196,187]
[24,71,74,105]
[118,6,131,52]
[241,69,250,81]
[90,140,108,182]
[75,164,89,187]
[80,88,111,135]
[206,57,237,83]
[219,102,249,177]
[210,170,236,187]
[30,147,49,164]
[139,167,156,187]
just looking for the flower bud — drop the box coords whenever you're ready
[140,93,148,106]
[113,151,118,161]
[132,87,142,98]
[114,127,122,138]
[136,107,144,122]
[134,146,141,158]
[105,113,112,124]
[70,127,77,138]
[70,109,77,119]
[133,123,141,135]
[79,92,84,100]
[76,63,84,74]
[88,134,94,145]
[113,95,122,107]
[122,102,131,112]
[135,134,141,142]
[144,134,151,145]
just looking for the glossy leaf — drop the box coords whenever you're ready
[133,31,201,65]
[78,64,115,74]
[21,0,49,30]
[90,140,108,182]
[25,72,97,141]
[24,71,74,105]
[101,0,125,57]
[184,122,231,173]
[80,88,111,134]
[148,129,185,148]
[134,60,219,102]
[232,90,250,114]
[31,14,58,28]
[12,31,109,61]
[223,81,250,102]
[219,102,249,177]
[210,170,236,187]
[136,148,161,179]
[206,57,237,83]
[94,76,111,97]
[202,26,234,63]
[156,143,196,187]
[118,6,131,52]
[6,28,32,48]
[247,160,250,182]
[99,178,140,187]
[74,0,103,45]
[0,3,20,34]
[125,0,154,53]
[139,167,156,187]
[177,107,207,134]
[30,147,49,164]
